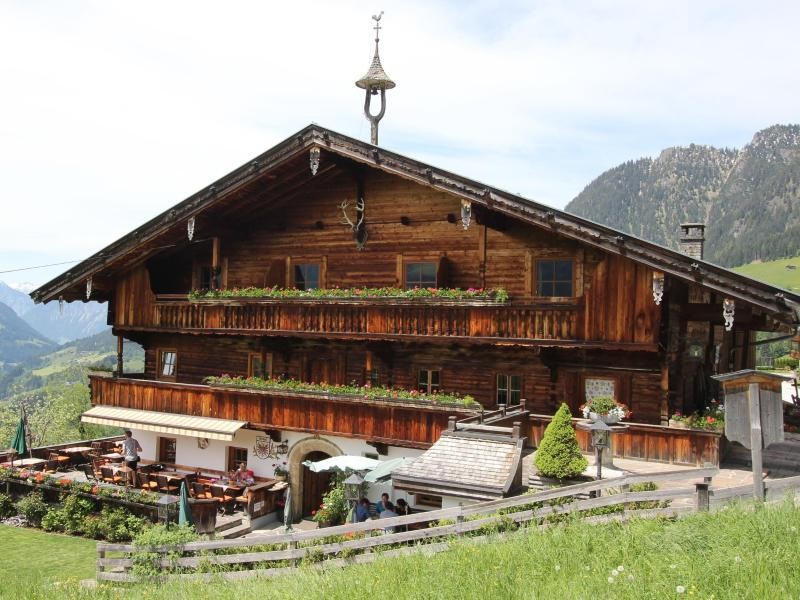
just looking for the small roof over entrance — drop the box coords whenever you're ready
[392,431,524,501]
[81,406,246,441]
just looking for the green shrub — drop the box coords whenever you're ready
[775,355,799,370]
[132,524,200,577]
[99,506,149,542]
[83,515,105,539]
[16,492,49,527]
[41,508,68,532]
[534,403,588,480]
[0,492,15,519]
[60,494,95,534]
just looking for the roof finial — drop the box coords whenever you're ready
[356,11,395,146]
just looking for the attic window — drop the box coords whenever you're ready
[536,260,573,297]
[405,262,437,289]
[158,350,177,380]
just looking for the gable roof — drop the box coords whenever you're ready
[31,123,800,326]
[391,430,524,501]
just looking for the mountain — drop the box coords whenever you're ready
[0,300,56,363]
[0,281,108,344]
[566,125,800,267]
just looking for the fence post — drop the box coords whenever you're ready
[448,416,457,431]
[621,483,630,515]
[96,545,105,581]
[289,539,298,567]
[512,421,521,441]
[695,482,710,512]
[456,503,465,531]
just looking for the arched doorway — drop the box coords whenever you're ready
[287,437,343,521]
[301,451,331,518]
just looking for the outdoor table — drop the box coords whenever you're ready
[111,464,136,485]
[102,452,124,462]
[61,446,94,465]
[5,457,46,467]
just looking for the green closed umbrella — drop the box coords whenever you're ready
[178,480,193,526]
[10,418,27,466]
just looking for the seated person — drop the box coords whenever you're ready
[395,498,409,516]
[355,497,371,522]
[376,492,391,514]
[235,462,255,485]
[379,500,398,533]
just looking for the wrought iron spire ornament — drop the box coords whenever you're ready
[187,216,196,241]
[652,271,665,305]
[309,147,321,175]
[355,12,395,145]
[460,199,472,230]
[58,295,64,315]
[86,277,92,300]
[723,298,735,331]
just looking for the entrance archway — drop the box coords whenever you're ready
[301,451,331,518]
[287,437,343,521]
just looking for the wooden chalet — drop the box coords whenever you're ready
[32,124,800,518]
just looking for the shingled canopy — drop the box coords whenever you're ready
[30,124,800,331]
[391,430,524,501]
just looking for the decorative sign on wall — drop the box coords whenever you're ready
[254,436,276,459]
[584,378,615,401]
[197,437,209,449]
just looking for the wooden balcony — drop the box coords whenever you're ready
[89,374,477,449]
[131,297,588,346]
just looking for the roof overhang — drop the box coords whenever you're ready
[32,123,800,326]
[81,405,247,441]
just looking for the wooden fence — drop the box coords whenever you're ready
[95,468,800,583]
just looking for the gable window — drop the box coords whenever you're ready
[158,349,177,380]
[536,260,573,297]
[405,262,437,290]
[293,263,320,290]
[496,374,522,405]
[418,368,440,394]
[248,352,273,379]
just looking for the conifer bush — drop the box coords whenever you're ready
[534,403,588,480]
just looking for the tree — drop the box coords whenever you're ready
[534,403,588,480]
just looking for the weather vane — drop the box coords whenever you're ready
[355,11,395,145]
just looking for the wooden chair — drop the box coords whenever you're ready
[100,466,122,485]
[139,472,158,492]
[156,475,179,494]
[210,485,234,514]
[48,452,70,472]
[92,459,107,480]
[79,463,98,481]
[192,482,212,499]
[89,441,103,457]
[233,489,250,513]
[42,460,59,475]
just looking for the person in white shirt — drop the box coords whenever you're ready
[121,430,143,471]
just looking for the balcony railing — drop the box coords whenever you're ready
[89,374,476,449]
[146,297,583,343]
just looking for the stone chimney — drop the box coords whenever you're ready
[679,223,705,260]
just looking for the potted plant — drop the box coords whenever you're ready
[668,411,687,429]
[531,403,589,488]
[580,396,631,424]
[272,462,289,481]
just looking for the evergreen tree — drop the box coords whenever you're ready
[534,403,588,480]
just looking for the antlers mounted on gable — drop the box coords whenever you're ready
[340,197,368,250]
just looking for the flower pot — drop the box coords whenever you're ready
[669,419,687,429]
[274,473,287,482]
[589,412,620,425]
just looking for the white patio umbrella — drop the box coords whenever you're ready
[302,455,380,473]
[363,457,416,482]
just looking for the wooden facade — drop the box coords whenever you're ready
[33,125,800,460]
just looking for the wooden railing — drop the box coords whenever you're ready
[148,298,583,343]
[96,467,723,582]
[89,375,475,449]
[528,414,722,466]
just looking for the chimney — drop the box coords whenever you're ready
[679,223,705,260]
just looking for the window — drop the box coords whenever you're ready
[366,368,380,387]
[584,377,616,402]
[158,437,177,463]
[227,447,248,472]
[496,374,522,405]
[248,352,273,379]
[536,260,573,297]
[405,262,437,290]
[293,263,320,290]
[199,265,213,290]
[158,350,177,379]
[415,493,442,508]
[418,369,440,394]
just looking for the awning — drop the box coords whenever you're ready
[302,455,380,473]
[364,457,416,482]
[81,406,247,441]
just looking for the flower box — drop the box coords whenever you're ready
[668,419,688,429]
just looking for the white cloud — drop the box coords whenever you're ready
[1,0,799,284]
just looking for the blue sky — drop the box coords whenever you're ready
[1,0,799,287]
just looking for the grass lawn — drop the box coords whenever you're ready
[732,255,800,292]
[4,500,800,600]
[0,525,96,592]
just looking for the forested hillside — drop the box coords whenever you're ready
[567,124,800,267]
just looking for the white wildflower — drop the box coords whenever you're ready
[617,565,625,572]
[734,555,742,563]
[791,526,797,533]
[670,564,677,570]
[627,574,634,581]
[554,565,560,571]
[608,577,615,584]
[676,585,686,594]
[611,569,619,577]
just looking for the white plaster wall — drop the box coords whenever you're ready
[127,426,422,505]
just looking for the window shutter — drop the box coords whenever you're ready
[264,259,286,288]
[436,256,450,288]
